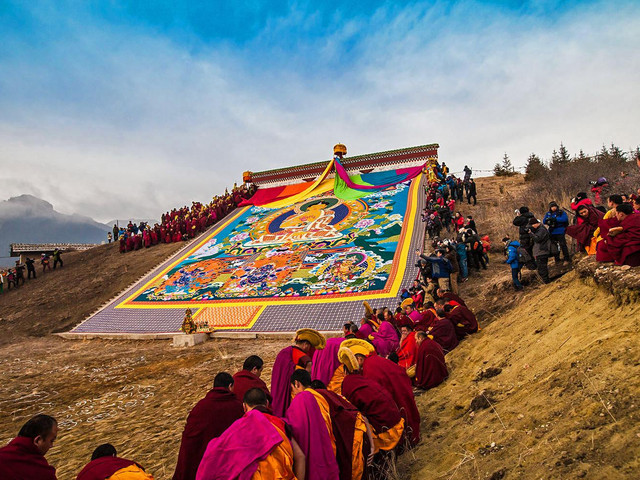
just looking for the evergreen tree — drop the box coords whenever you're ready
[501,153,514,173]
[524,153,547,182]
[558,143,570,163]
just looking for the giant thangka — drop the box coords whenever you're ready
[72,144,438,334]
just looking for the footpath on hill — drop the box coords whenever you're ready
[0,175,638,480]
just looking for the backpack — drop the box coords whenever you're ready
[516,246,531,265]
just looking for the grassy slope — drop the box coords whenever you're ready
[0,175,638,479]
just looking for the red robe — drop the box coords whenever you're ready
[315,389,369,480]
[600,213,640,266]
[428,318,459,353]
[442,291,467,307]
[342,374,403,436]
[173,388,244,480]
[414,338,448,390]
[446,305,478,339]
[76,456,138,480]
[362,354,420,446]
[0,436,57,480]
[232,370,272,404]
[415,308,437,331]
[397,331,417,369]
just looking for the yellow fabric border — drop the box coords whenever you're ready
[116,173,422,310]
[261,159,335,209]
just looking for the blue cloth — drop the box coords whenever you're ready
[420,255,452,278]
[505,241,521,269]
[542,210,569,235]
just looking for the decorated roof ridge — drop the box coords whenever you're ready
[250,143,439,179]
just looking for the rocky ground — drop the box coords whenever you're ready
[0,175,638,479]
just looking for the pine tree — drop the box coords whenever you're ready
[524,153,547,182]
[558,143,570,164]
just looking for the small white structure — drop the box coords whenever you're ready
[172,333,209,347]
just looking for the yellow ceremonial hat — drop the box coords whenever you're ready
[341,338,376,357]
[363,301,374,316]
[338,347,360,373]
[295,329,326,349]
[401,298,414,309]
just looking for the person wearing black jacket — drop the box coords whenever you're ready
[466,179,477,205]
[25,258,36,279]
[513,206,536,267]
[528,217,551,283]
[464,229,487,271]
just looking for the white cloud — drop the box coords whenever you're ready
[0,1,638,222]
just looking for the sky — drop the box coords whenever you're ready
[0,0,638,223]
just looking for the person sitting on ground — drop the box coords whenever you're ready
[77,443,153,480]
[528,218,552,284]
[271,329,326,417]
[338,347,406,455]
[444,303,478,339]
[567,204,604,254]
[604,194,624,219]
[173,372,244,480]
[412,331,448,390]
[196,388,306,480]
[426,308,459,353]
[598,203,640,266]
[396,323,417,370]
[436,287,466,307]
[233,355,272,405]
[341,339,421,447]
[0,414,58,480]
[284,370,341,480]
[368,312,400,358]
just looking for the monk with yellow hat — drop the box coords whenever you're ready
[271,328,326,417]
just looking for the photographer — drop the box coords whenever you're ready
[415,248,452,291]
[543,201,571,264]
[527,218,551,283]
[513,206,536,267]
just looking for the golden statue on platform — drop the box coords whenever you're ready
[181,308,196,334]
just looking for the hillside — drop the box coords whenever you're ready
[0,194,110,256]
[0,175,638,480]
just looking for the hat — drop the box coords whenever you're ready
[548,201,558,209]
[337,347,360,373]
[406,364,416,378]
[295,329,326,349]
[341,338,376,357]
[400,298,414,309]
[528,217,540,226]
[363,301,374,316]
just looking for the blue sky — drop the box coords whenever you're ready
[0,0,638,222]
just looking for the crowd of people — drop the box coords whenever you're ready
[0,282,478,480]
[113,184,255,253]
[503,187,640,290]
[0,250,63,295]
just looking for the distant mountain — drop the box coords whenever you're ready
[0,195,110,256]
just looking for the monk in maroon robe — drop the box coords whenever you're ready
[76,443,149,480]
[173,372,244,480]
[437,288,467,307]
[342,339,421,447]
[0,414,58,480]
[341,372,406,452]
[600,205,640,266]
[445,304,478,339]
[413,331,448,390]
[427,309,459,353]
[232,355,271,404]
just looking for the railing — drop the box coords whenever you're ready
[9,243,100,255]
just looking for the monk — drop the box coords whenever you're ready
[413,331,448,390]
[338,348,406,453]
[311,381,373,480]
[437,288,467,307]
[233,355,271,404]
[599,204,640,266]
[0,414,58,480]
[415,301,438,331]
[285,370,340,480]
[196,388,305,480]
[271,329,326,417]
[311,337,345,394]
[426,309,459,353]
[396,324,417,369]
[173,372,244,480]
[444,303,478,339]
[370,313,399,357]
[342,339,421,447]
[77,444,152,480]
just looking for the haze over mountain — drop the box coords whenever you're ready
[0,195,109,257]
